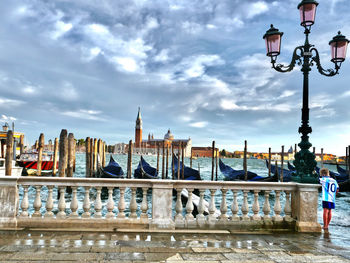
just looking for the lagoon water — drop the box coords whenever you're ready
[22,153,350,246]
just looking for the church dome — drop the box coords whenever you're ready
[164,129,174,140]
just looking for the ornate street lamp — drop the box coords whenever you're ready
[263,0,349,183]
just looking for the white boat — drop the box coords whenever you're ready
[0,158,23,176]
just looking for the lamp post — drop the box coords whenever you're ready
[263,0,349,183]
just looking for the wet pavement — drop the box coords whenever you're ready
[0,230,349,262]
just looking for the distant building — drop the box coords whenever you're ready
[0,122,25,157]
[192,147,219,158]
[133,108,192,157]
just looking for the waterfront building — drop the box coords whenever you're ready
[191,146,219,158]
[0,123,24,157]
[133,108,192,157]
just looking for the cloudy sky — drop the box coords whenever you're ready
[0,0,349,155]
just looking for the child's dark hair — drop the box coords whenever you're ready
[320,168,329,177]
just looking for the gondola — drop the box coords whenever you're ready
[134,156,158,179]
[173,155,201,180]
[219,159,259,181]
[96,155,124,179]
[287,162,296,171]
[219,159,275,182]
[265,159,293,182]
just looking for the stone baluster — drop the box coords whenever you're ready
[185,188,194,221]
[208,189,217,224]
[130,188,137,219]
[20,185,29,217]
[231,190,239,221]
[70,186,79,218]
[252,190,261,221]
[219,188,228,222]
[45,186,54,218]
[117,187,126,219]
[175,188,184,223]
[284,191,292,222]
[57,187,67,219]
[241,190,250,221]
[82,187,91,218]
[262,190,271,221]
[273,190,283,222]
[94,187,102,218]
[32,186,42,217]
[140,187,149,221]
[196,189,206,224]
[106,187,115,219]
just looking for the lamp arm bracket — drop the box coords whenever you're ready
[271,46,303,73]
[310,48,339,77]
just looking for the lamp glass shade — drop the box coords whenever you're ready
[265,34,281,57]
[329,32,350,63]
[299,3,317,27]
[330,41,348,63]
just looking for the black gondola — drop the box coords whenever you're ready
[265,159,293,182]
[97,155,124,179]
[219,159,263,181]
[134,156,158,179]
[173,155,201,180]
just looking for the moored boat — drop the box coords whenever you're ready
[219,159,272,181]
[265,159,293,182]
[96,155,124,179]
[173,155,201,180]
[134,156,158,179]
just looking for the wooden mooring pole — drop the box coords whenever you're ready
[181,142,185,180]
[19,135,24,156]
[37,133,44,176]
[93,138,97,174]
[162,141,165,179]
[243,140,247,181]
[313,147,315,155]
[102,141,106,167]
[67,133,75,177]
[156,143,160,174]
[90,139,93,177]
[190,148,192,168]
[321,148,324,168]
[281,145,284,183]
[294,143,297,154]
[85,137,91,178]
[58,129,68,177]
[166,145,169,179]
[5,130,13,176]
[211,141,215,181]
[215,148,218,181]
[268,147,271,177]
[171,145,174,179]
[52,138,58,177]
[275,159,279,181]
[177,143,180,180]
[127,140,132,179]
[347,145,350,176]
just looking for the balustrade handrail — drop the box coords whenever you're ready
[1,176,301,191]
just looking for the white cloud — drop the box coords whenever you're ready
[62,109,104,121]
[60,82,78,101]
[154,49,169,63]
[0,97,24,108]
[342,90,350,97]
[113,57,139,72]
[22,85,38,94]
[280,90,296,98]
[180,55,225,79]
[1,115,17,122]
[220,99,292,112]
[189,121,208,128]
[221,99,239,110]
[51,20,73,40]
[247,1,269,19]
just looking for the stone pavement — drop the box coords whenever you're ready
[0,230,349,263]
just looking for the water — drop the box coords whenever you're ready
[20,153,350,239]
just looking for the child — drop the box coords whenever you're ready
[319,168,339,230]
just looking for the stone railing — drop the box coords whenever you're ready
[0,176,321,232]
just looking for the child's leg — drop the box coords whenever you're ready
[323,208,329,229]
[326,209,332,228]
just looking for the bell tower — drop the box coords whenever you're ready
[135,107,142,148]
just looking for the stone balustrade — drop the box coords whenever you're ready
[0,176,321,232]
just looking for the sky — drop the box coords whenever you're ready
[0,0,349,156]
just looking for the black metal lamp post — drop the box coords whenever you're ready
[263,0,349,183]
